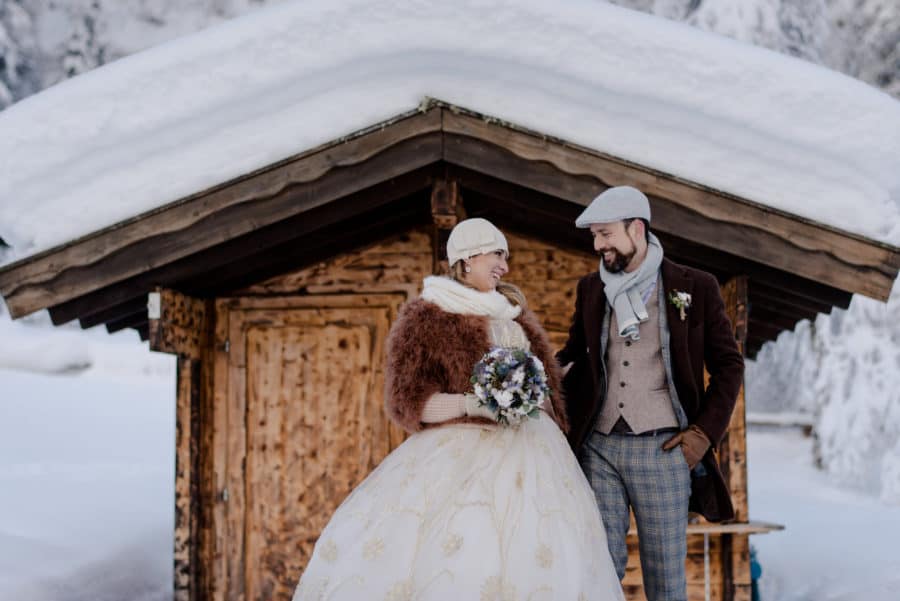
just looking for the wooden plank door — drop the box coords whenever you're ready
[220,294,406,601]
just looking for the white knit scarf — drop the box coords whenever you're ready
[420,276,522,320]
[600,233,664,340]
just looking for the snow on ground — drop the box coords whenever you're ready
[0,311,176,601]
[1,0,899,266]
[2,299,898,600]
[2,332,898,600]
[747,428,900,601]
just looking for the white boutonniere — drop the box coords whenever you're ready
[668,290,692,321]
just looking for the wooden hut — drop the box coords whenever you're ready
[1,101,898,601]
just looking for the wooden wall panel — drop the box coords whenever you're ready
[237,228,432,298]
[504,231,597,337]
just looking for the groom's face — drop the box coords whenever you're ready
[590,221,638,273]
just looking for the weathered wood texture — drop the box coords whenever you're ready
[720,277,750,523]
[236,228,432,298]
[503,231,596,334]
[149,288,208,360]
[204,300,230,601]
[225,298,407,601]
[174,357,202,601]
[166,294,218,601]
[430,177,465,273]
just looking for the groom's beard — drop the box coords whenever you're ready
[601,242,636,274]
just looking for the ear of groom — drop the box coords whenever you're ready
[623,217,650,244]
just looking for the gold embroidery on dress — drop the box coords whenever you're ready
[363,538,385,561]
[384,579,414,601]
[535,543,553,568]
[481,575,517,601]
[442,533,463,556]
[319,540,338,563]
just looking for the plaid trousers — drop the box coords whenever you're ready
[581,430,691,601]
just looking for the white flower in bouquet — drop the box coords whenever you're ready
[495,388,515,408]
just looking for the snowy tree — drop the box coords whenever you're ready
[609,0,900,99]
[0,0,38,109]
[60,1,107,79]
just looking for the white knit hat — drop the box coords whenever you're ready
[575,186,651,228]
[446,218,509,266]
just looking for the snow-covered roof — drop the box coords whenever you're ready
[1,0,899,264]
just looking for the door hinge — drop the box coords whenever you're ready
[223,339,230,353]
[220,487,229,502]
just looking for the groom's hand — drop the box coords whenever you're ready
[662,425,711,470]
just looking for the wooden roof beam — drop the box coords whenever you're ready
[454,170,854,310]
[442,107,899,301]
[0,108,443,319]
[46,167,436,325]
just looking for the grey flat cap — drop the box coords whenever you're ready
[575,186,651,228]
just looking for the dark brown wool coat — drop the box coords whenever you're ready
[557,258,745,522]
[384,298,568,434]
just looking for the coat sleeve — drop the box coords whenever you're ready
[384,301,445,433]
[519,308,569,434]
[693,273,745,445]
[556,276,587,368]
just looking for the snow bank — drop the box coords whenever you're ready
[0,365,175,601]
[1,0,899,265]
[748,278,900,504]
[748,429,900,600]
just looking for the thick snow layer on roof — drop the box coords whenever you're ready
[1,0,899,263]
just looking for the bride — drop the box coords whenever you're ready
[293,218,624,601]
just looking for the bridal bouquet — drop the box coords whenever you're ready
[470,347,549,426]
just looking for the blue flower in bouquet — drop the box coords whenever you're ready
[469,347,550,426]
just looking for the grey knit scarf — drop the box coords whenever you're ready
[599,233,664,341]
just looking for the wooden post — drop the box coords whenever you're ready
[719,276,750,601]
[430,177,465,274]
[148,287,208,360]
[147,288,211,601]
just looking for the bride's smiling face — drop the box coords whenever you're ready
[463,249,509,292]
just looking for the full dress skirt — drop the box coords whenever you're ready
[293,413,625,601]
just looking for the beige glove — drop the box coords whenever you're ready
[463,392,499,421]
[421,393,497,423]
[662,425,711,469]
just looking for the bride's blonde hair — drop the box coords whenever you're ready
[448,260,528,309]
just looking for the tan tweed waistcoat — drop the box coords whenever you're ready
[597,284,679,434]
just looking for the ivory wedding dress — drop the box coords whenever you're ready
[293,283,624,601]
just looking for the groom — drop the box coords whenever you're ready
[557,186,744,601]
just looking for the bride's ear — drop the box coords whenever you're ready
[464,262,472,273]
